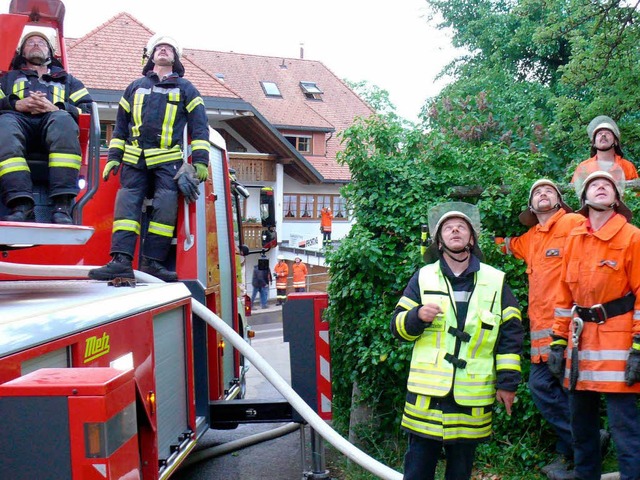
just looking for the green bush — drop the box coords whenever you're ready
[326,110,640,477]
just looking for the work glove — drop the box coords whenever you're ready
[194,163,209,183]
[625,340,640,386]
[173,163,200,204]
[102,160,121,181]
[548,337,568,381]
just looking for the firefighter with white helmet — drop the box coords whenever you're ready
[292,255,308,292]
[274,255,289,304]
[89,33,210,282]
[571,115,638,183]
[391,202,523,480]
[0,28,92,223]
[550,166,640,479]
[497,179,588,478]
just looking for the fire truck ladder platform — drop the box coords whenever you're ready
[0,221,94,249]
[0,280,191,357]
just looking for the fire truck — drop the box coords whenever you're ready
[0,1,275,478]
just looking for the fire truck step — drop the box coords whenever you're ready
[209,399,294,428]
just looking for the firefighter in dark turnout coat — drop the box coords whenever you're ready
[0,30,92,223]
[89,34,209,282]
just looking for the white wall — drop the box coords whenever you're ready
[279,175,354,245]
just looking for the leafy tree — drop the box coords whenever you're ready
[328,2,640,476]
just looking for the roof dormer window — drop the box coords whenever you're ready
[261,81,282,97]
[300,81,323,100]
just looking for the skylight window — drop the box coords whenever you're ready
[300,81,323,100]
[261,81,281,97]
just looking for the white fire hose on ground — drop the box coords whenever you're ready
[190,299,403,480]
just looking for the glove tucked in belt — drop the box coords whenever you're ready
[625,337,640,386]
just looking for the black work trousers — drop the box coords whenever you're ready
[403,433,477,480]
[0,111,80,205]
[110,162,180,262]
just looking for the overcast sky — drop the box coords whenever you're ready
[1,0,462,122]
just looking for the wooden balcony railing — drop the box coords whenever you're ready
[242,223,263,249]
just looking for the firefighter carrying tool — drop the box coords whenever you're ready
[550,167,640,480]
[569,310,584,391]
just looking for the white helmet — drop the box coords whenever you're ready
[587,115,620,142]
[277,255,285,261]
[424,202,483,263]
[146,34,182,59]
[17,28,56,56]
[574,166,631,221]
[519,179,572,227]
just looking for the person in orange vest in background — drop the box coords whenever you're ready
[292,255,308,292]
[549,167,640,480]
[274,255,289,305]
[497,179,590,479]
[320,206,333,248]
[571,115,638,183]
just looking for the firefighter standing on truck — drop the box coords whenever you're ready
[274,255,289,305]
[549,167,640,480]
[0,29,92,224]
[89,34,209,283]
[391,202,523,480]
[497,179,587,479]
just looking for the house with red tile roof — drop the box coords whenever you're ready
[64,12,373,271]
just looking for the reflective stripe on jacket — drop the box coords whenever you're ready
[0,66,92,119]
[506,210,584,362]
[407,263,512,407]
[553,213,640,393]
[292,262,307,288]
[108,71,209,169]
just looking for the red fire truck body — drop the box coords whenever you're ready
[0,1,259,478]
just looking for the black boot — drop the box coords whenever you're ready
[88,253,134,280]
[140,257,178,282]
[4,198,35,222]
[51,195,74,225]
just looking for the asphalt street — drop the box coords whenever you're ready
[172,306,322,480]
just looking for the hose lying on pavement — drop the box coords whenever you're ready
[191,299,404,480]
[180,423,299,469]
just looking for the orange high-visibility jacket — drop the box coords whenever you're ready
[506,210,585,363]
[292,262,308,288]
[571,155,639,182]
[552,213,640,393]
[274,262,289,290]
[321,208,333,232]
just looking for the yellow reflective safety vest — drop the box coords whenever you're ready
[407,262,503,407]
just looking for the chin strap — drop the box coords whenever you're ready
[529,203,560,216]
[585,200,617,212]
[441,244,471,263]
